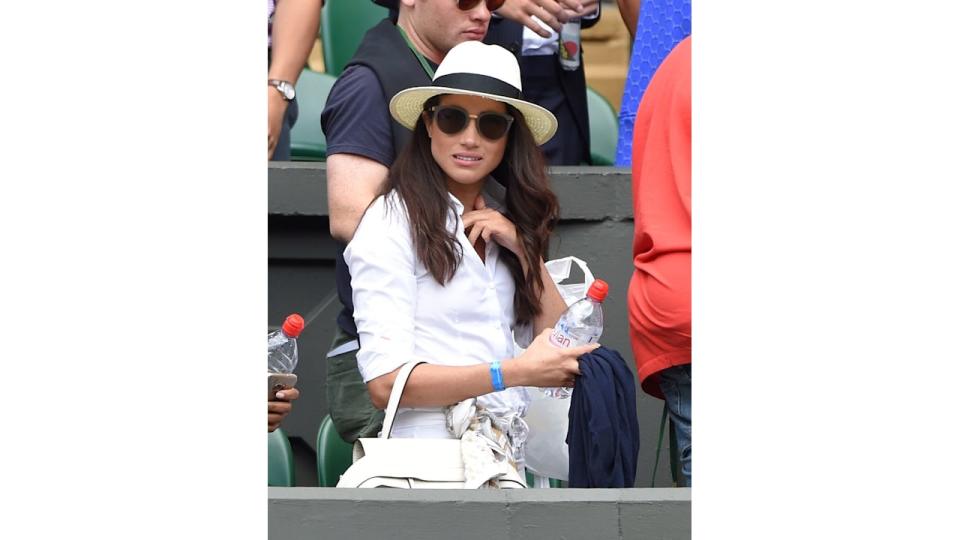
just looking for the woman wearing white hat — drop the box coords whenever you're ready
[343,41,596,481]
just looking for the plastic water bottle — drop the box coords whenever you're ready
[543,279,608,398]
[558,18,581,71]
[268,313,304,374]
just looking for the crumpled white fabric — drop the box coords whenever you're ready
[444,398,530,489]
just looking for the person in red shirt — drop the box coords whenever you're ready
[628,36,691,486]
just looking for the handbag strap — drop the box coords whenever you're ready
[380,361,426,439]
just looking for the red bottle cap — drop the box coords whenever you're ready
[281,314,305,338]
[586,279,609,302]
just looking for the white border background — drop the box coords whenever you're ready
[4,1,960,538]
[4,1,265,538]
[696,1,960,538]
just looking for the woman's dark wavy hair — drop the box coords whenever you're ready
[380,94,560,326]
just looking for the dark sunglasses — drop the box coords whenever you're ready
[457,0,506,12]
[429,105,514,140]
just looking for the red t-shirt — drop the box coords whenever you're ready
[628,36,691,399]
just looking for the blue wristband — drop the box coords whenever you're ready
[489,360,505,392]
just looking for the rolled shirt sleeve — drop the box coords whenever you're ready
[344,194,418,382]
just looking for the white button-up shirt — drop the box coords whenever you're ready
[344,180,530,438]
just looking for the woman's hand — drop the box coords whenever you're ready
[462,195,524,260]
[505,329,599,389]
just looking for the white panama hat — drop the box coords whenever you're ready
[388,41,559,146]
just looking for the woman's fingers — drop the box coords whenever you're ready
[463,214,500,242]
[562,343,599,376]
[571,342,601,358]
[518,329,597,387]
[467,223,483,246]
[461,209,492,229]
[462,208,495,222]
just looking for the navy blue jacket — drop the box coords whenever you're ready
[567,346,640,488]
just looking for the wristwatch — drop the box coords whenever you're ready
[268,79,296,101]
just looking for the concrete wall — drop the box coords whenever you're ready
[268,163,677,487]
[269,488,691,540]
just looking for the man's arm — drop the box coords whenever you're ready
[327,153,390,242]
[616,0,641,39]
[268,0,323,159]
[321,62,395,241]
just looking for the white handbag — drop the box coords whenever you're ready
[336,361,527,489]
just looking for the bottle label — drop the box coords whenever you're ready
[558,20,581,71]
[549,318,601,349]
[549,323,575,348]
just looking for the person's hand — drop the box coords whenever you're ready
[509,328,599,388]
[496,0,579,37]
[462,195,523,259]
[268,386,300,432]
[561,0,600,16]
[268,85,289,160]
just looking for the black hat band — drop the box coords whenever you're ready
[431,73,521,100]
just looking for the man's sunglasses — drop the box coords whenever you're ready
[457,0,506,11]
[428,105,515,140]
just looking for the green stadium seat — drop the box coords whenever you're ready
[526,470,563,488]
[268,428,296,487]
[321,0,390,77]
[289,68,337,161]
[587,87,618,166]
[316,414,354,487]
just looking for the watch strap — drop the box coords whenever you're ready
[268,79,294,101]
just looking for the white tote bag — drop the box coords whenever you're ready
[336,361,526,489]
[522,256,596,481]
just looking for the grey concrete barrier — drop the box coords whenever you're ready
[268,487,691,540]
